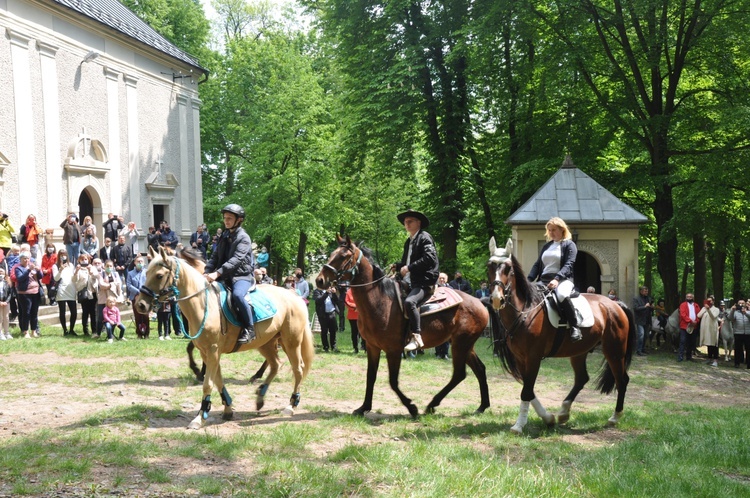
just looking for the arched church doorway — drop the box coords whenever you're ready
[78,189,93,222]
[574,251,602,294]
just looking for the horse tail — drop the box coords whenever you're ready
[596,302,635,394]
[489,307,523,382]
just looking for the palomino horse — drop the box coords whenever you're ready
[316,235,491,417]
[487,238,635,434]
[135,246,314,429]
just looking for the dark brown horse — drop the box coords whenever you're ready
[316,235,490,417]
[487,238,635,434]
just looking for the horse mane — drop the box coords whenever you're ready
[354,242,397,300]
[177,247,206,273]
[510,255,544,309]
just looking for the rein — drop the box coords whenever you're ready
[493,260,546,339]
[324,245,387,288]
[140,257,210,340]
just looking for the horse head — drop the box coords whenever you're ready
[135,245,177,314]
[316,234,363,289]
[487,237,514,310]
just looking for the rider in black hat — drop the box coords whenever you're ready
[393,209,439,351]
[204,204,256,344]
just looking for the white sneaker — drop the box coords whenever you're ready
[24,333,31,339]
[33,330,40,338]
[108,338,113,343]
[159,336,164,341]
[165,335,172,340]
[5,333,12,340]
[711,361,718,367]
[120,337,127,342]
[404,333,424,352]
[0,334,5,341]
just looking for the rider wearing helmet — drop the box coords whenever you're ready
[204,204,256,344]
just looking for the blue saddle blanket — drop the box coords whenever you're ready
[217,283,277,326]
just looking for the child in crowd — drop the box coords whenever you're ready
[0,268,12,339]
[102,295,126,343]
[157,300,172,340]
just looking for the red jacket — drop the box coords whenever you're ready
[679,301,701,331]
[41,253,57,285]
[345,288,359,320]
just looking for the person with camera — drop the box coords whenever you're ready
[60,213,81,264]
[19,214,43,261]
[0,212,15,256]
[158,221,178,248]
[74,253,99,336]
[40,242,58,305]
[103,213,124,243]
[190,225,210,260]
[146,227,160,254]
[120,221,141,256]
[677,293,701,362]
[14,251,42,339]
[313,282,339,352]
[53,249,78,336]
[728,298,750,369]
[81,225,99,259]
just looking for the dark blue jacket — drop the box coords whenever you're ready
[206,227,254,283]
[528,239,577,284]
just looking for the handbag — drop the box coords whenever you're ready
[77,287,94,302]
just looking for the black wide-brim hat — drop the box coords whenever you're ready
[397,209,430,229]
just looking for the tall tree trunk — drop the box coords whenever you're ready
[732,247,743,303]
[467,148,495,239]
[680,261,691,301]
[708,241,726,301]
[655,183,678,310]
[644,251,653,291]
[296,231,307,274]
[693,233,706,302]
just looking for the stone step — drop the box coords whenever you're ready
[11,303,135,328]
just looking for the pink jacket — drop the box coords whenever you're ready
[102,305,121,325]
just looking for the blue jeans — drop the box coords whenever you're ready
[105,322,126,340]
[231,279,254,328]
[636,323,646,353]
[678,328,695,361]
[66,242,80,265]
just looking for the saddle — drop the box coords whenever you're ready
[215,282,277,327]
[394,280,464,317]
[537,286,594,329]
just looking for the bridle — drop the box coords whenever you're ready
[489,257,545,339]
[322,245,388,288]
[138,256,210,340]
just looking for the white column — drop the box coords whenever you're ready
[177,94,190,239]
[125,74,141,225]
[191,98,204,226]
[37,40,61,227]
[7,29,37,218]
[104,67,121,219]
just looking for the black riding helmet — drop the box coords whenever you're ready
[221,204,245,228]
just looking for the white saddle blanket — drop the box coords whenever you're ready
[544,295,594,329]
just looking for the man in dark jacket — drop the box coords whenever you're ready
[158,221,179,248]
[103,213,124,243]
[632,286,653,356]
[204,204,256,344]
[112,234,133,283]
[393,209,439,351]
[449,271,472,295]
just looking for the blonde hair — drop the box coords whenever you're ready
[545,217,572,241]
[106,296,117,306]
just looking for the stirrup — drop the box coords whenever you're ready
[570,327,582,342]
[404,333,424,351]
[237,326,256,345]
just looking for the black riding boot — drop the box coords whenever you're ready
[237,322,255,344]
[561,297,582,342]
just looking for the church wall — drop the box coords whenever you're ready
[0,0,203,247]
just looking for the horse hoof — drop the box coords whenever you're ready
[558,413,570,425]
[475,405,489,414]
[282,406,294,416]
[352,406,370,417]
[222,410,234,421]
[187,417,203,430]
[256,399,265,411]
[408,405,419,419]
[544,414,556,428]
[509,424,524,435]
[424,406,436,415]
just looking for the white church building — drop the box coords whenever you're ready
[0,0,206,246]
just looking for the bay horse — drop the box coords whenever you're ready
[135,246,314,429]
[487,238,635,434]
[316,235,490,417]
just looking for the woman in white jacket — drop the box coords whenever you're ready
[698,296,720,367]
[53,249,78,336]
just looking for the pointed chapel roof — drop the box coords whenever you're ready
[506,155,648,225]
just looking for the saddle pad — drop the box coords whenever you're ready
[218,283,277,326]
[420,287,464,317]
[544,295,594,329]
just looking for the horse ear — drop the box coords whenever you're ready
[345,234,352,246]
[158,245,168,260]
[505,238,513,255]
[336,233,344,244]
[489,236,497,255]
[148,245,156,259]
